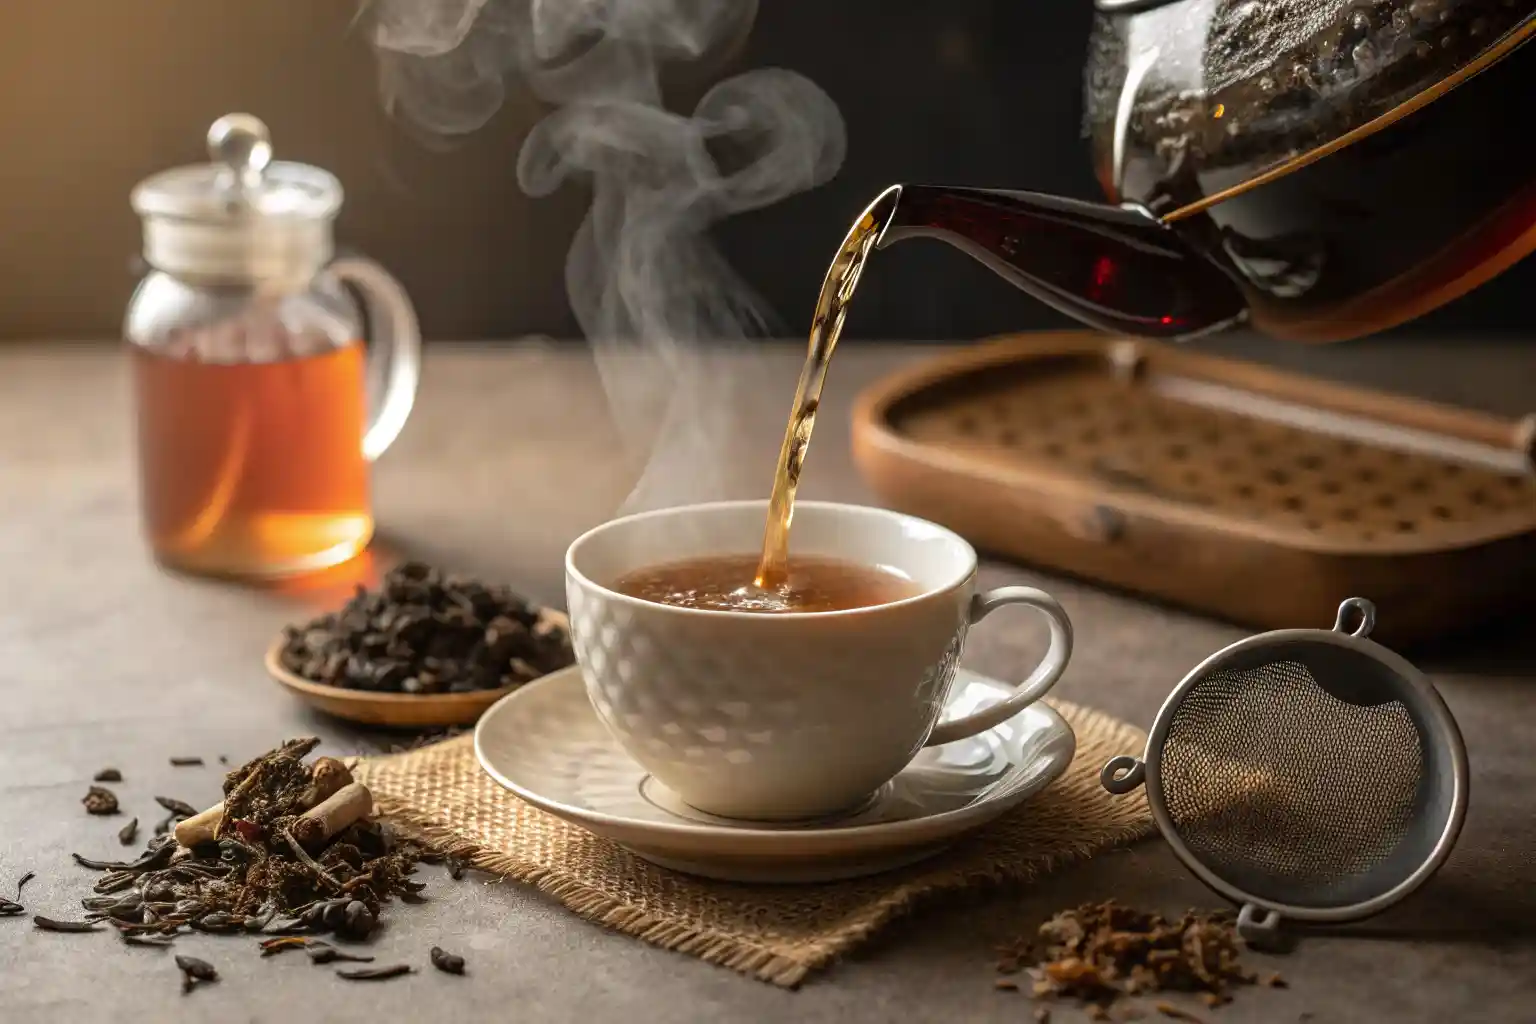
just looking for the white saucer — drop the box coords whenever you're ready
[474,665,1077,883]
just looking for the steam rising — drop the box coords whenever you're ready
[364,0,847,511]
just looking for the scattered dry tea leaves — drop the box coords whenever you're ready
[71,842,175,873]
[67,739,423,961]
[117,818,139,846]
[176,954,218,993]
[153,795,198,818]
[82,786,119,815]
[1000,902,1273,1014]
[94,768,122,783]
[430,946,465,975]
[0,898,23,916]
[308,946,375,964]
[337,964,412,981]
[1154,1003,1207,1023]
[124,933,176,948]
[170,757,204,767]
[259,936,312,957]
[33,915,102,933]
[152,795,198,837]
[446,855,466,880]
[15,872,34,898]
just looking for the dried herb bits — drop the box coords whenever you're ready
[278,562,573,696]
[430,946,466,975]
[308,945,374,965]
[337,964,412,981]
[82,786,119,815]
[33,915,102,933]
[999,901,1280,1016]
[176,954,218,993]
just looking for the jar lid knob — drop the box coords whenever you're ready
[207,113,272,190]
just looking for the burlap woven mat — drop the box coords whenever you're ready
[355,699,1151,987]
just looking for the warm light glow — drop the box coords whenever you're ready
[1212,103,1225,118]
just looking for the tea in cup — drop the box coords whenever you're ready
[564,500,1073,821]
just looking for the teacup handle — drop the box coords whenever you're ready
[924,587,1073,747]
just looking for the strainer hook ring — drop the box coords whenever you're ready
[1332,597,1376,639]
[1100,755,1146,795]
[1237,904,1284,951]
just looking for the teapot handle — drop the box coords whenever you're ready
[329,256,422,462]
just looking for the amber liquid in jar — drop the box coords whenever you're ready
[133,344,372,576]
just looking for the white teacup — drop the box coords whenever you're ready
[564,500,1073,821]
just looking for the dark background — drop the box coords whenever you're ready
[0,1,1528,342]
[719,2,1534,342]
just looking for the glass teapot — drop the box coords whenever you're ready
[864,1,1535,343]
[125,114,420,578]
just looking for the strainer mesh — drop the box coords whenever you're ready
[1159,660,1423,901]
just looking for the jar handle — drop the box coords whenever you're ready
[329,256,421,462]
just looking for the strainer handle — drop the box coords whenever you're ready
[1100,755,1146,795]
[1237,904,1285,950]
[1332,597,1376,638]
[924,587,1073,747]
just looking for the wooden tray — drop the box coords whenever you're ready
[852,333,1536,646]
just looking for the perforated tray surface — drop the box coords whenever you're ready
[852,333,1536,645]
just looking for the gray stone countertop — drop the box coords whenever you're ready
[1,336,1533,1023]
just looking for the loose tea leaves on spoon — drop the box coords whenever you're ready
[278,562,573,695]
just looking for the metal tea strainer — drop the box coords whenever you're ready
[1100,598,1468,949]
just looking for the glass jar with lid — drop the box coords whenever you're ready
[126,113,420,578]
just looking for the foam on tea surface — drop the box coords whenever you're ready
[612,554,920,613]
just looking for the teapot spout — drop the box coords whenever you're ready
[870,184,1247,340]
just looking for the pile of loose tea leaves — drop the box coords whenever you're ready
[996,902,1286,1019]
[278,562,573,695]
[70,738,422,945]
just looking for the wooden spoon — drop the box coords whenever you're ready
[264,610,571,729]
